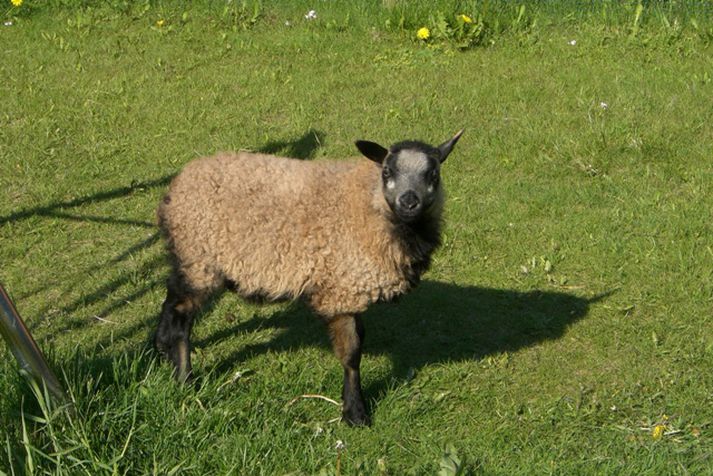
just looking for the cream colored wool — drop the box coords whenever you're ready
[158,151,444,318]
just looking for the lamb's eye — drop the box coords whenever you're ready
[430,170,439,185]
[382,167,392,179]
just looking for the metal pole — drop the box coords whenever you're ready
[0,283,66,402]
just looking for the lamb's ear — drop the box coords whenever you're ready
[437,129,465,163]
[355,140,389,164]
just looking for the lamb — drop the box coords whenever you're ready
[155,129,464,426]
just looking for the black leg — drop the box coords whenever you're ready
[155,277,203,382]
[327,314,369,426]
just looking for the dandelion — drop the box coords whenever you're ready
[568,39,577,46]
[416,27,430,40]
[458,14,473,24]
[335,440,346,451]
[652,424,666,440]
[305,10,317,20]
[156,19,165,27]
[11,0,23,6]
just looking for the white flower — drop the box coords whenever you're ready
[600,101,609,110]
[305,10,317,20]
[335,439,346,450]
[569,39,577,46]
[285,21,291,26]
[4,21,13,27]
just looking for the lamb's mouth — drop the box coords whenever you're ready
[394,207,422,223]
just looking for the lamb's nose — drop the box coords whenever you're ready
[398,191,420,211]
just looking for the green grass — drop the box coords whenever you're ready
[1,1,713,474]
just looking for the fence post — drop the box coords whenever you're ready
[0,283,66,402]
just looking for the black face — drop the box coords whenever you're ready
[380,143,442,223]
[354,130,464,223]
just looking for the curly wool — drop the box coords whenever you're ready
[158,151,443,317]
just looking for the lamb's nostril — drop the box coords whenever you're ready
[398,192,420,211]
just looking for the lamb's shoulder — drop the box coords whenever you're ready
[310,202,440,317]
[308,226,430,316]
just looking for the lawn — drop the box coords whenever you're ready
[1,1,712,474]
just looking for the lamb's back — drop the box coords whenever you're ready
[159,152,364,299]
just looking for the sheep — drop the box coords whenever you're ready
[154,129,464,426]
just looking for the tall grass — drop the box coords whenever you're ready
[5,0,713,46]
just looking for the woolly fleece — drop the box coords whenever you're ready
[158,151,444,318]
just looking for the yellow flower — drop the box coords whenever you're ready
[458,14,473,24]
[156,19,165,27]
[652,424,666,440]
[11,0,23,6]
[416,27,430,40]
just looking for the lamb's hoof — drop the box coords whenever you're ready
[154,339,193,384]
[174,370,194,385]
[343,405,371,427]
[153,334,168,356]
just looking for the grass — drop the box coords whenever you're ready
[1,0,713,474]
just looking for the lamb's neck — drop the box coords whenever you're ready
[394,213,442,263]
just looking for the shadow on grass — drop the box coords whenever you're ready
[199,281,611,405]
[256,129,324,160]
[6,176,174,306]
[8,281,607,428]
[2,267,609,469]
[0,176,174,228]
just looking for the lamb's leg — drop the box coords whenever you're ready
[327,314,370,426]
[155,276,205,382]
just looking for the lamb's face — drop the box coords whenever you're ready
[381,144,442,223]
[355,130,464,224]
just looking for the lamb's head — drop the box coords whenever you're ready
[356,129,463,224]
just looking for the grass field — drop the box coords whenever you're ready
[1,1,713,474]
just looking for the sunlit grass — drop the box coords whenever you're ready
[1,1,712,474]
